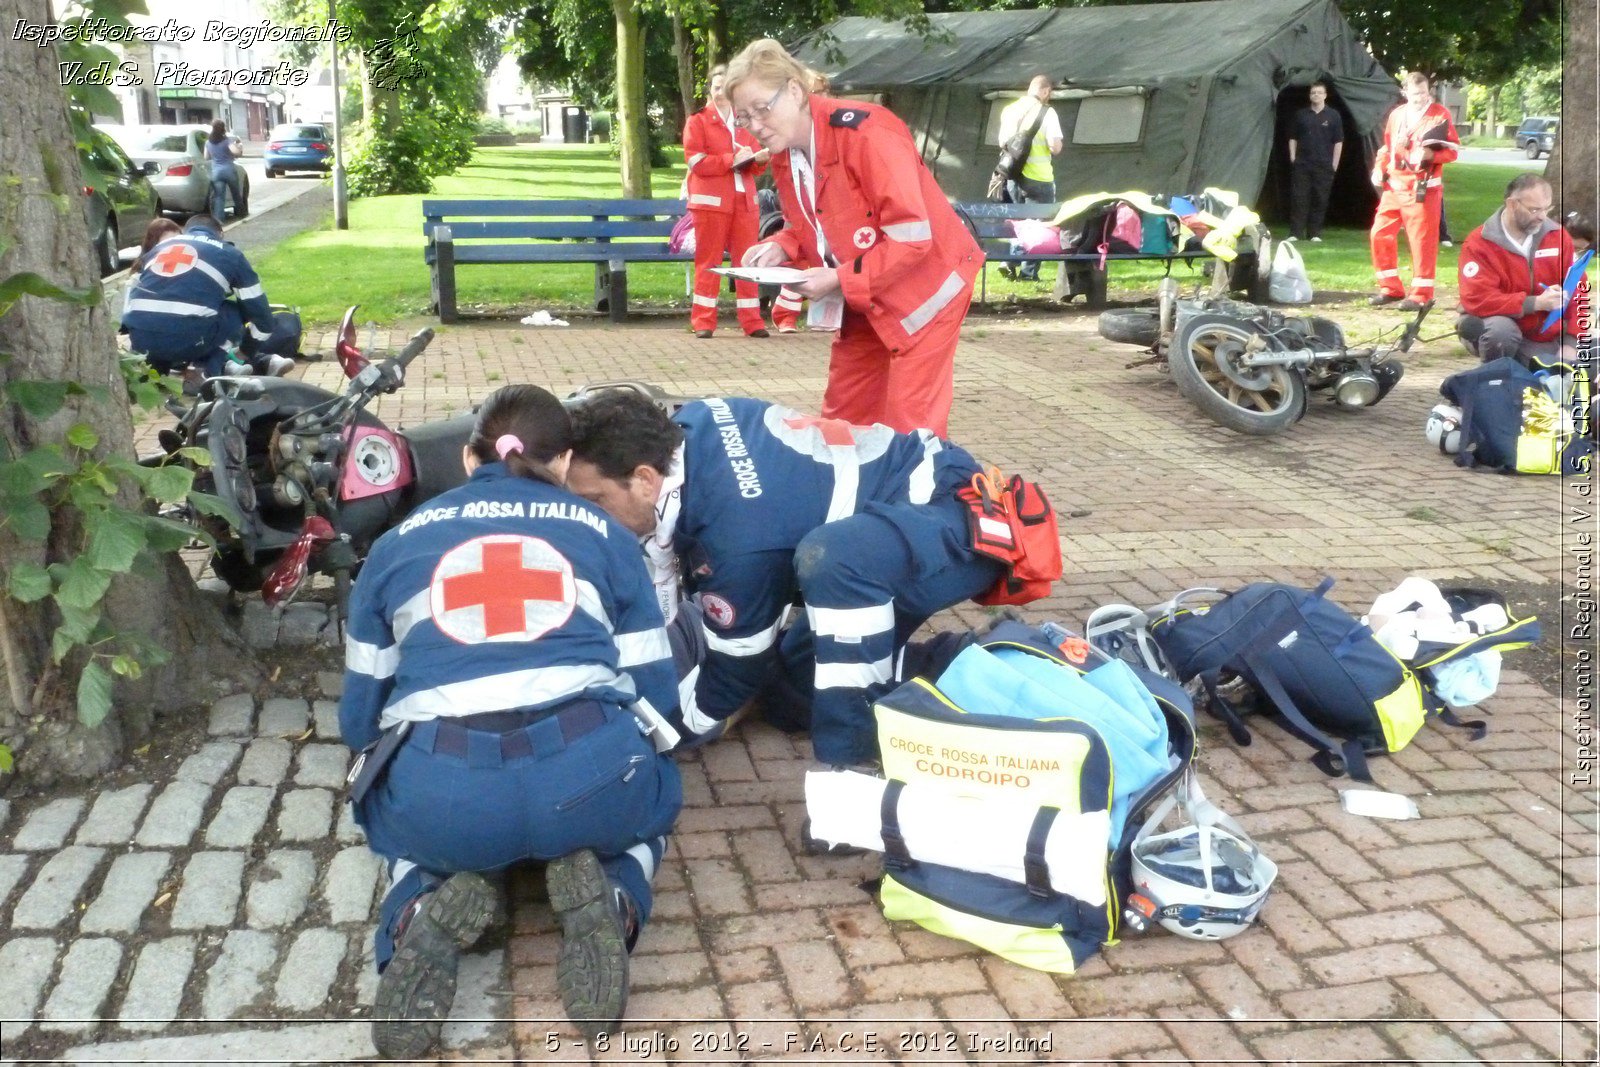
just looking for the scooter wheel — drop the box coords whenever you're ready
[1097,308,1161,348]
[1168,314,1306,436]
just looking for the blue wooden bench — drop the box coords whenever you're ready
[953,201,1241,308]
[422,198,690,323]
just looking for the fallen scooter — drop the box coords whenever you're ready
[1098,283,1430,436]
[148,306,475,608]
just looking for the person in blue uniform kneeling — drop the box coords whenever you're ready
[339,385,683,1056]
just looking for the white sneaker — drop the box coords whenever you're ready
[1284,236,1298,243]
[1441,240,1454,248]
[224,361,255,376]
[1310,236,1323,243]
[264,354,295,376]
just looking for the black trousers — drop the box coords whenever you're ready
[1289,162,1335,239]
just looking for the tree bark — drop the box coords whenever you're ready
[0,0,256,784]
[672,13,697,127]
[612,0,653,199]
[1547,0,1598,224]
[705,0,727,71]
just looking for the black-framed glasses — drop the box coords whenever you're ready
[732,83,787,129]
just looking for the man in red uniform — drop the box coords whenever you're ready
[726,39,983,437]
[1457,173,1588,367]
[1369,72,1458,310]
[683,65,771,339]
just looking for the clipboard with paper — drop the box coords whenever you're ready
[1541,248,1594,331]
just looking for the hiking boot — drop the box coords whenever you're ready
[371,871,499,1060]
[1368,293,1402,307]
[997,265,1017,280]
[777,324,799,334]
[1396,298,1428,312]
[548,850,629,1040]
[748,328,770,338]
[694,329,713,339]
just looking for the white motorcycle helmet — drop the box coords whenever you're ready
[1127,769,1277,940]
[1425,402,1463,455]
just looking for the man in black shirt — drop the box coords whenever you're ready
[1287,83,1344,242]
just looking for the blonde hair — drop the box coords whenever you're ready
[725,38,814,101]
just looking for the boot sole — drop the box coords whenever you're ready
[371,872,498,1060]
[548,850,628,1040]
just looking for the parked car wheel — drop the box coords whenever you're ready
[96,219,119,275]
[265,166,278,179]
[1526,142,1542,159]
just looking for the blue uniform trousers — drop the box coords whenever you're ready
[356,703,682,970]
[128,302,243,377]
[791,493,1002,766]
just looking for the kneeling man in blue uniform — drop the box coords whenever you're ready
[565,392,1007,778]
[340,386,682,1055]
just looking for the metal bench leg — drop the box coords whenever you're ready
[599,259,627,323]
[1087,267,1109,309]
[433,230,457,324]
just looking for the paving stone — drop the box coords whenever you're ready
[335,802,366,844]
[259,697,310,737]
[204,785,274,848]
[313,698,341,738]
[0,936,58,1036]
[40,937,123,1033]
[65,1021,375,1062]
[236,738,292,786]
[175,741,242,785]
[13,796,87,850]
[245,849,317,928]
[208,692,256,736]
[317,672,343,699]
[440,948,507,1047]
[13,845,104,929]
[240,600,280,649]
[323,846,381,924]
[0,852,30,909]
[75,784,155,846]
[273,928,347,1011]
[134,780,213,848]
[119,936,196,1032]
[202,930,278,1019]
[81,851,172,934]
[279,601,331,646]
[277,788,335,842]
[0,797,9,833]
[353,938,378,1005]
[170,851,246,929]
[295,743,350,788]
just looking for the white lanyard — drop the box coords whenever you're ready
[789,127,834,266]
[718,106,745,194]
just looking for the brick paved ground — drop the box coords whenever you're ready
[5,307,1596,1064]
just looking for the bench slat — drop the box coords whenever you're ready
[425,220,678,240]
[431,244,686,264]
[422,198,685,218]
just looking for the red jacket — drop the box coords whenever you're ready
[1373,101,1458,199]
[764,96,983,352]
[683,106,763,215]
[1459,212,1589,343]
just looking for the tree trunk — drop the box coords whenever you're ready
[706,0,728,71]
[1486,86,1499,139]
[672,13,697,126]
[0,0,256,785]
[1547,0,1598,225]
[612,0,653,199]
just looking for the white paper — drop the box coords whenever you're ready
[1339,789,1420,820]
[808,293,844,330]
[804,770,1111,903]
[711,266,809,285]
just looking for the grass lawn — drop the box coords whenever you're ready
[254,145,1556,324]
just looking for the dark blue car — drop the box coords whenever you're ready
[263,123,332,178]
[1514,117,1557,160]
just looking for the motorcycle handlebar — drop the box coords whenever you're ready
[395,328,435,370]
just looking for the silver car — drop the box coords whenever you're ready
[97,124,250,216]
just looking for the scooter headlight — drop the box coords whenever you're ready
[1334,369,1380,407]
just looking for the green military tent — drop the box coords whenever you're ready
[789,0,1396,221]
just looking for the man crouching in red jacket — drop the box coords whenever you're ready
[1457,172,1589,368]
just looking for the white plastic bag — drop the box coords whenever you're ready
[1268,240,1313,304]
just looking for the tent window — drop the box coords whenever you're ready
[1071,95,1145,145]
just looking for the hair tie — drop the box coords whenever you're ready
[495,434,524,460]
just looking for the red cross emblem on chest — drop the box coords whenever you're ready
[783,414,857,446]
[151,243,197,276]
[431,535,575,642]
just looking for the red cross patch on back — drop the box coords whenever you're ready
[149,243,198,277]
[429,534,575,643]
[830,107,869,129]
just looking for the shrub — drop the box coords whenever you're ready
[476,114,511,135]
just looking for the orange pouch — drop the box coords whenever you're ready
[957,473,1063,606]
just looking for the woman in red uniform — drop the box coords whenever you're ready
[726,39,982,436]
[683,65,771,339]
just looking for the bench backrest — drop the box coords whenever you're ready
[421,198,688,242]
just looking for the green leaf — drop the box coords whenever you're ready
[66,423,100,451]
[19,448,73,480]
[0,273,98,318]
[4,499,51,541]
[128,380,164,410]
[143,464,194,504]
[178,448,213,468]
[77,661,114,729]
[142,514,202,552]
[52,604,101,662]
[0,745,13,774]
[54,557,112,612]
[5,380,70,419]
[0,460,47,497]
[110,654,142,680]
[185,489,243,528]
[5,561,53,603]
[85,509,148,573]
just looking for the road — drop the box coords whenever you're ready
[1456,145,1545,167]
[235,157,329,219]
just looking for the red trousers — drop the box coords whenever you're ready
[690,206,765,335]
[772,287,804,331]
[822,292,970,437]
[1370,185,1442,301]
